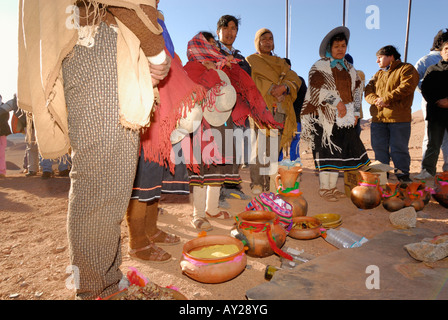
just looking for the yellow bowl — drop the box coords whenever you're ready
[321,221,342,229]
[312,213,341,225]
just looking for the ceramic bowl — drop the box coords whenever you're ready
[180,235,247,284]
[312,213,342,228]
[288,216,323,240]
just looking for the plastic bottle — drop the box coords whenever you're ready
[324,228,368,249]
[338,227,369,247]
[280,247,312,269]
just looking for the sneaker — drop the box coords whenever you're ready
[58,169,70,177]
[41,171,54,180]
[218,199,230,209]
[229,190,250,200]
[414,169,433,181]
[25,171,37,177]
[397,174,412,183]
[221,187,250,200]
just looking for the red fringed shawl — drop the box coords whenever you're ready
[186,33,282,130]
[140,50,207,174]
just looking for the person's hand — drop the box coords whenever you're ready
[374,97,389,109]
[336,101,347,118]
[276,95,286,103]
[270,84,287,98]
[202,60,217,70]
[436,98,448,108]
[150,55,172,87]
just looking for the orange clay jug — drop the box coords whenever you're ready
[381,182,405,212]
[350,171,382,209]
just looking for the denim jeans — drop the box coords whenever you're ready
[422,120,448,176]
[40,155,71,172]
[289,123,301,161]
[371,122,411,177]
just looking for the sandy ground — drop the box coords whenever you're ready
[1,110,447,300]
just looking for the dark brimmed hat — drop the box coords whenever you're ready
[319,26,350,58]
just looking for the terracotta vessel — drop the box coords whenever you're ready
[277,188,308,217]
[381,182,405,212]
[403,181,425,211]
[235,210,287,258]
[275,166,303,190]
[433,172,448,208]
[350,171,382,209]
[180,235,247,284]
[288,216,323,240]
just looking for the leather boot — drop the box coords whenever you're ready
[125,199,171,263]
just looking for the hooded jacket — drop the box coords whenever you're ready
[421,59,448,123]
[365,59,419,123]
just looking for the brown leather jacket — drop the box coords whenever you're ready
[365,59,419,123]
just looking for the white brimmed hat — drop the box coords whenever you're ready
[203,70,236,127]
[319,26,350,58]
[170,102,203,144]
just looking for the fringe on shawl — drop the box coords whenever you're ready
[223,66,283,130]
[187,86,232,175]
[141,85,207,174]
[76,1,108,28]
[301,58,361,155]
[300,61,342,154]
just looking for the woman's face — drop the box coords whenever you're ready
[259,32,274,55]
[331,40,347,60]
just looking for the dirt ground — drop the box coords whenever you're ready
[1,110,447,300]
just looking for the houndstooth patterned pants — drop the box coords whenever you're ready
[62,23,140,300]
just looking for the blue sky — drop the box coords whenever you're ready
[1,0,447,118]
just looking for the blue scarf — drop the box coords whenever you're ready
[158,18,175,58]
[326,51,348,71]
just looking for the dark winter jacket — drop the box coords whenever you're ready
[421,60,448,123]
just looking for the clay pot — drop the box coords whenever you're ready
[235,210,287,258]
[180,235,247,284]
[419,183,432,205]
[381,182,405,212]
[432,172,448,208]
[350,171,382,209]
[404,182,425,211]
[277,189,308,217]
[288,216,323,240]
[275,166,303,190]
